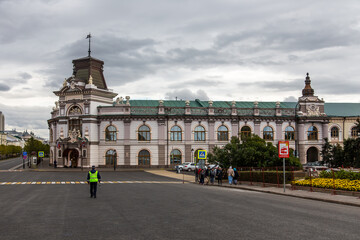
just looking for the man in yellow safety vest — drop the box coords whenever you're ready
[87,165,101,198]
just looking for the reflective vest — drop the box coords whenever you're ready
[89,171,98,182]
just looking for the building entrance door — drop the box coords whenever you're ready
[63,149,79,168]
[306,147,318,163]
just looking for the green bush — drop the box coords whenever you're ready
[237,171,293,184]
[319,170,360,180]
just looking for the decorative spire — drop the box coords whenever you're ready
[88,75,93,85]
[86,33,91,57]
[302,72,314,97]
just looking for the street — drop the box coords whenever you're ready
[0,171,359,240]
[0,156,26,170]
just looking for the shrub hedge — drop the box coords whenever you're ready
[319,170,360,180]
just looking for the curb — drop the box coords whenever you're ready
[195,182,360,208]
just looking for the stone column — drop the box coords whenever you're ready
[276,121,283,142]
[208,120,215,144]
[231,120,238,137]
[254,121,261,137]
[124,119,131,165]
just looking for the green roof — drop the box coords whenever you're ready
[105,100,360,117]
[325,103,360,117]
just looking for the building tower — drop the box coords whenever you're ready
[0,111,4,131]
[296,73,329,164]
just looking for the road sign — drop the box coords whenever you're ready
[38,151,44,157]
[198,150,207,159]
[23,155,27,160]
[278,141,289,158]
[23,151,27,156]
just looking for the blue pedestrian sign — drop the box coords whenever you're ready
[198,150,207,159]
[23,152,27,156]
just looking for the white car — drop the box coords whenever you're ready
[183,163,196,171]
[174,162,191,171]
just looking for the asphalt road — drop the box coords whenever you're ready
[0,171,359,240]
[0,156,25,170]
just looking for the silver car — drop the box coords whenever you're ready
[183,162,196,171]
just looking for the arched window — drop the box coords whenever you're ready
[170,149,182,165]
[217,125,229,141]
[105,149,116,166]
[263,126,274,140]
[138,150,150,166]
[285,126,295,141]
[307,126,318,140]
[194,126,205,141]
[138,125,151,141]
[105,125,117,141]
[331,127,339,138]
[240,126,251,139]
[351,126,359,138]
[170,126,182,141]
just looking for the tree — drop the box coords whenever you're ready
[321,138,333,167]
[208,135,301,168]
[24,137,49,156]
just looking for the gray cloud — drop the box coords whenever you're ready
[165,89,209,101]
[169,78,223,88]
[0,83,10,91]
[284,96,297,102]
[19,72,32,80]
[240,78,304,91]
[0,103,50,137]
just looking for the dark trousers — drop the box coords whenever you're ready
[90,182,98,197]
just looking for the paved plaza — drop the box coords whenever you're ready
[1,167,360,240]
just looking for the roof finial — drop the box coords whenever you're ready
[86,33,91,57]
[306,72,309,77]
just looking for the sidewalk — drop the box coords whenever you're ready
[146,170,360,208]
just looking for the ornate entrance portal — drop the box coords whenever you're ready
[63,149,80,167]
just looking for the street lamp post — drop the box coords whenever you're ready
[114,150,117,171]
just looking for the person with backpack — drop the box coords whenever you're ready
[233,168,239,185]
[227,166,234,185]
[210,168,216,185]
[216,167,223,185]
[199,168,206,185]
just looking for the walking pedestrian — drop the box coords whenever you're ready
[199,168,206,185]
[87,165,101,198]
[216,167,223,185]
[227,166,234,185]
[233,168,239,185]
[194,167,198,183]
[210,168,216,185]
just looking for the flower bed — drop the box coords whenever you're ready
[292,178,360,192]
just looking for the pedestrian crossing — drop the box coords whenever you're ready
[0,180,184,186]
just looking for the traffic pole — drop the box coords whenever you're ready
[283,158,286,193]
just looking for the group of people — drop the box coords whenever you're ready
[195,166,239,186]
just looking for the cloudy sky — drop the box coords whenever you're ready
[1,0,360,138]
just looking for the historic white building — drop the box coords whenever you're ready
[48,55,360,168]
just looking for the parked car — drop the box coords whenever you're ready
[303,161,328,171]
[183,163,197,171]
[174,162,191,171]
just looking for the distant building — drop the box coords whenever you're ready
[48,54,360,168]
[0,111,4,131]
